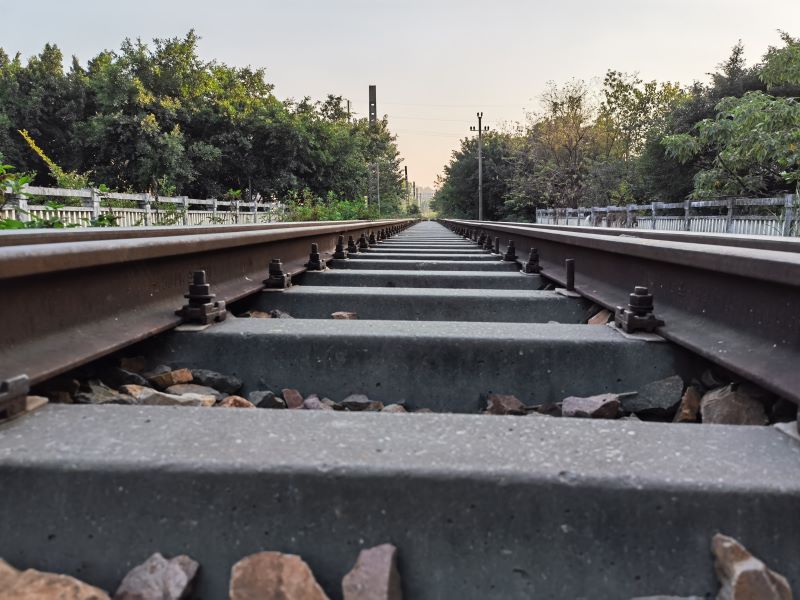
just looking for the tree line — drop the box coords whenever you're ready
[432,33,800,221]
[0,31,409,216]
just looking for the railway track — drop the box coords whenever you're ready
[0,219,798,599]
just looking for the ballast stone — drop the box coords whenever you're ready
[562,393,621,419]
[712,533,792,600]
[620,375,683,418]
[217,396,255,408]
[229,552,329,600]
[0,558,110,599]
[700,384,768,425]
[119,385,215,407]
[485,393,526,415]
[249,390,285,409]
[674,386,702,423]
[165,383,224,401]
[147,369,193,390]
[74,380,135,405]
[281,388,304,409]
[113,552,198,600]
[342,544,403,600]
[189,369,242,394]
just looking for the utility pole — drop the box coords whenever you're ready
[368,85,377,209]
[470,112,489,220]
[404,166,409,208]
[346,99,351,121]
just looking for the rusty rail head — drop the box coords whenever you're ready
[439,218,800,405]
[0,220,374,247]
[488,220,800,253]
[0,219,416,386]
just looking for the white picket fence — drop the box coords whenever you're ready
[1,185,285,227]
[536,195,798,237]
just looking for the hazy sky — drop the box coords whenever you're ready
[3,0,799,188]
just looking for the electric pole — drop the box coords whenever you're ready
[470,112,489,220]
[404,166,409,208]
[368,85,377,209]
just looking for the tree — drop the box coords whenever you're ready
[663,34,800,197]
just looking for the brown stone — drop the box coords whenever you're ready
[240,310,273,318]
[0,558,110,599]
[229,552,329,600]
[700,384,767,425]
[712,533,792,600]
[342,544,402,600]
[382,404,407,413]
[331,311,358,319]
[342,394,384,411]
[119,385,215,407]
[75,380,136,405]
[562,394,620,419]
[114,552,198,600]
[166,383,224,401]
[281,388,304,409]
[485,393,526,415]
[303,396,334,410]
[674,385,702,423]
[587,309,612,325]
[321,398,342,410]
[218,395,256,408]
[147,368,193,390]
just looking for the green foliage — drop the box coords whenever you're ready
[0,160,33,207]
[0,32,404,206]
[434,33,800,219]
[283,189,376,221]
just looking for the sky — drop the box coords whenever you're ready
[3,0,799,188]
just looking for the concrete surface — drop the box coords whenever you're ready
[0,405,797,599]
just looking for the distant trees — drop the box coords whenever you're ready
[433,33,800,220]
[0,31,406,214]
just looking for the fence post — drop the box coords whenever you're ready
[783,194,795,237]
[683,199,691,231]
[234,200,240,224]
[725,198,734,233]
[14,194,30,222]
[590,207,596,227]
[605,205,613,227]
[211,198,218,223]
[90,188,101,220]
[651,202,658,228]
[143,193,152,226]
[181,196,189,226]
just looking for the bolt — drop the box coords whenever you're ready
[628,286,654,315]
[358,233,369,250]
[306,243,325,271]
[565,258,575,291]
[483,235,493,251]
[333,235,348,259]
[524,248,541,273]
[503,240,517,262]
[347,235,359,254]
[368,231,377,246]
[614,285,664,333]
[264,258,292,289]
[176,270,227,324]
[493,237,500,254]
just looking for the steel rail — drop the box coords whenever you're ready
[0,219,414,387]
[0,220,374,247]
[478,220,800,253]
[441,218,800,404]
